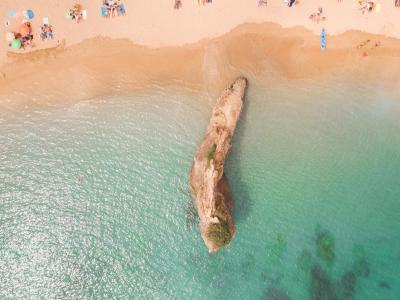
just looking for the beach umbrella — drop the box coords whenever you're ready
[24,9,35,20]
[64,12,73,19]
[19,24,30,36]
[11,39,21,49]
[5,32,14,42]
[74,4,82,10]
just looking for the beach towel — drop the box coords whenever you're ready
[82,10,88,20]
[119,3,126,14]
[43,17,49,25]
[101,6,108,17]
[9,9,14,17]
[320,28,326,51]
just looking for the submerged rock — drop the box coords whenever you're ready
[189,77,247,252]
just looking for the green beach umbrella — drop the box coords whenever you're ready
[11,39,21,49]
[64,12,73,19]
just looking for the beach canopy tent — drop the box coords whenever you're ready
[19,24,30,36]
[24,9,35,20]
[5,32,15,42]
[11,39,21,49]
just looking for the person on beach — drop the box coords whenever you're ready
[309,8,326,23]
[70,4,83,23]
[174,0,183,9]
[396,0,400,7]
[40,24,54,40]
[197,0,212,4]
[257,0,268,6]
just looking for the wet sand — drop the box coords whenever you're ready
[1,22,400,110]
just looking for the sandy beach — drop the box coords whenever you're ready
[1,0,400,108]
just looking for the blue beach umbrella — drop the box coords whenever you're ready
[25,9,35,20]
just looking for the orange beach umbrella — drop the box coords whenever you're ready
[19,24,30,36]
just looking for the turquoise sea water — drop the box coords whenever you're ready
[1,76,400,299]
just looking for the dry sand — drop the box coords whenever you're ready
[0,1,400,108]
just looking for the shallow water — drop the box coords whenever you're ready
[1,76,399,299]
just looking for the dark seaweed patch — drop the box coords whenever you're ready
[352,245,369,278]
[340,271,356,300]
[315,225,335,264]
[185,199,198,230]
[268,233,287,259]
[309,264,337,300]
[264,287,291,300]
[297,249,313,272]
[378,281,391,289]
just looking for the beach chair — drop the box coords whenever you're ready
[119,3,126,15]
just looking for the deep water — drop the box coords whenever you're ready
[1,77,399,299]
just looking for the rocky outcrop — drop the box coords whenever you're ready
[190,77,247,252]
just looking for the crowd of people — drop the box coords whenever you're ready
[7,21,34,50]
[65,4,85,23]
[101,0,126,18]
[357,0,382,13]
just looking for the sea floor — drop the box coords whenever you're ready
[0,73,399,299]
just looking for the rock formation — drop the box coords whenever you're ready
[190,77,247,252]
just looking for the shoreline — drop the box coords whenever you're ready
[1,22,400,109]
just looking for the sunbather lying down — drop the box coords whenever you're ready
[257,0,268,6]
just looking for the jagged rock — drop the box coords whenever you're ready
[189,77,247,252]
